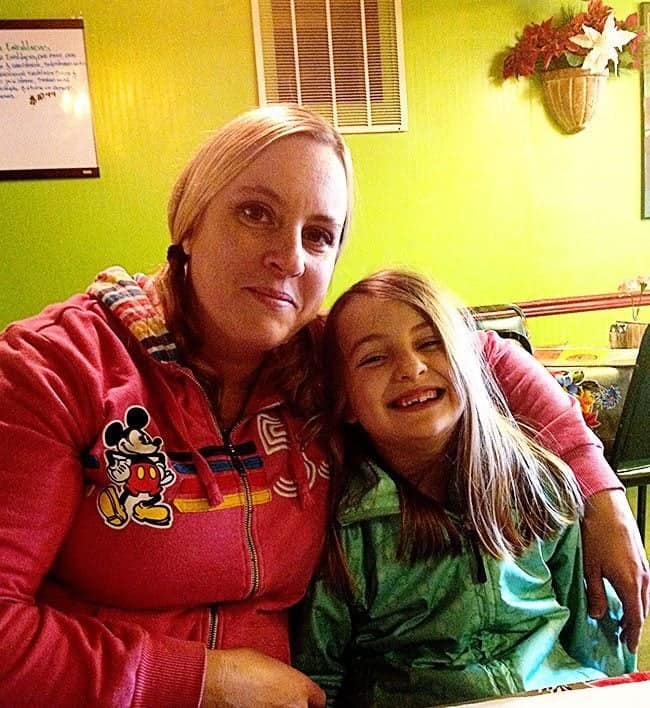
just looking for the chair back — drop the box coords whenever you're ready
[610,325,650,477]
[471,303,532,353]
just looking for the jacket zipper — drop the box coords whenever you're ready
[174,365,262,643]
[207,605,218,649]
[224,430,260,598]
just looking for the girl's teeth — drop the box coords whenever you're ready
[398,390,439,407]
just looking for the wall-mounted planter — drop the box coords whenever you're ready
[540,67,608,133]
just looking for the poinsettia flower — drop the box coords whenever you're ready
[567,1,613,36]
[502,2,642,81]
[621,12,639,30]
[570,13,637,73]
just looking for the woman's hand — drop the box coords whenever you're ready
[582,489,650,652]
[202,648,326,708]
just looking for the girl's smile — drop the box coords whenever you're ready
[387,386,446,410]
[336,295,463,473]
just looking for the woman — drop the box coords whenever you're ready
[293,270,633,706]
[0,104,645,707]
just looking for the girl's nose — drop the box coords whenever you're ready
[396,350,427,381]
[264,227,305,278]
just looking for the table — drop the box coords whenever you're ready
[534,347,638,458]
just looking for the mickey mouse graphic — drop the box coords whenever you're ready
[97,406,175,528]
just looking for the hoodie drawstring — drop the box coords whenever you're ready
[193,451,224,507]
[284,417,315,510]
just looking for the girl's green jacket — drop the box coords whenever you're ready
[292,461,635,707]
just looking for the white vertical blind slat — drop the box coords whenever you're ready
[324,0,339,127]
[359,0,372,127]
[289,0,303,104]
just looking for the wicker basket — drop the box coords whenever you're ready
[540,67,608,133]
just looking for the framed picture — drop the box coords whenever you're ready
[0,18,99,180]
[643,3,650,216]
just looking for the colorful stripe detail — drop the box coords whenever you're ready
[172,457,264,474]
[173,489,272,513]
[87,267,178,362]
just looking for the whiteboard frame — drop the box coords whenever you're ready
[0,18,99,181]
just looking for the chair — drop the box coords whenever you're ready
[471,303,533,354]
[608,325,650,544]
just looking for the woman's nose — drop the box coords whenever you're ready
[264,226,305,277]
[395,350,427,381]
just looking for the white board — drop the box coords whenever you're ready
[0,18,99,180]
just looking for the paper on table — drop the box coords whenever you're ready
[438,679,649,707]
[534,347,638,367]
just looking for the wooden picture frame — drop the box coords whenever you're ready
[642,3,650,216]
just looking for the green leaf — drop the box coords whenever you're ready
[565,51,583,67]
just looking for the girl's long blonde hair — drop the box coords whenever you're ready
[154,103,354,420]
[322,269,583,593]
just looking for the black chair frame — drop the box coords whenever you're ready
[471,303,533,354]
[608,325,650,544]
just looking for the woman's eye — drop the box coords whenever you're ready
[303,226,335,248]
[239,202,274,225]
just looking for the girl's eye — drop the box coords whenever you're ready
[303,226,335,248]
[418,337,442,351]
[239,202,274,225]
[356,353,386,368]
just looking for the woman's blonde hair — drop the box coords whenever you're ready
[166,103,354,251]
[155,103,353,419]
[323,269,583,588]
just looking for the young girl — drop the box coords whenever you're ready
[292,269,635,707]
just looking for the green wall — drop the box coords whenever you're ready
[1,0,648,345]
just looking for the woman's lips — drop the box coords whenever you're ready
[246,287,297,310]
